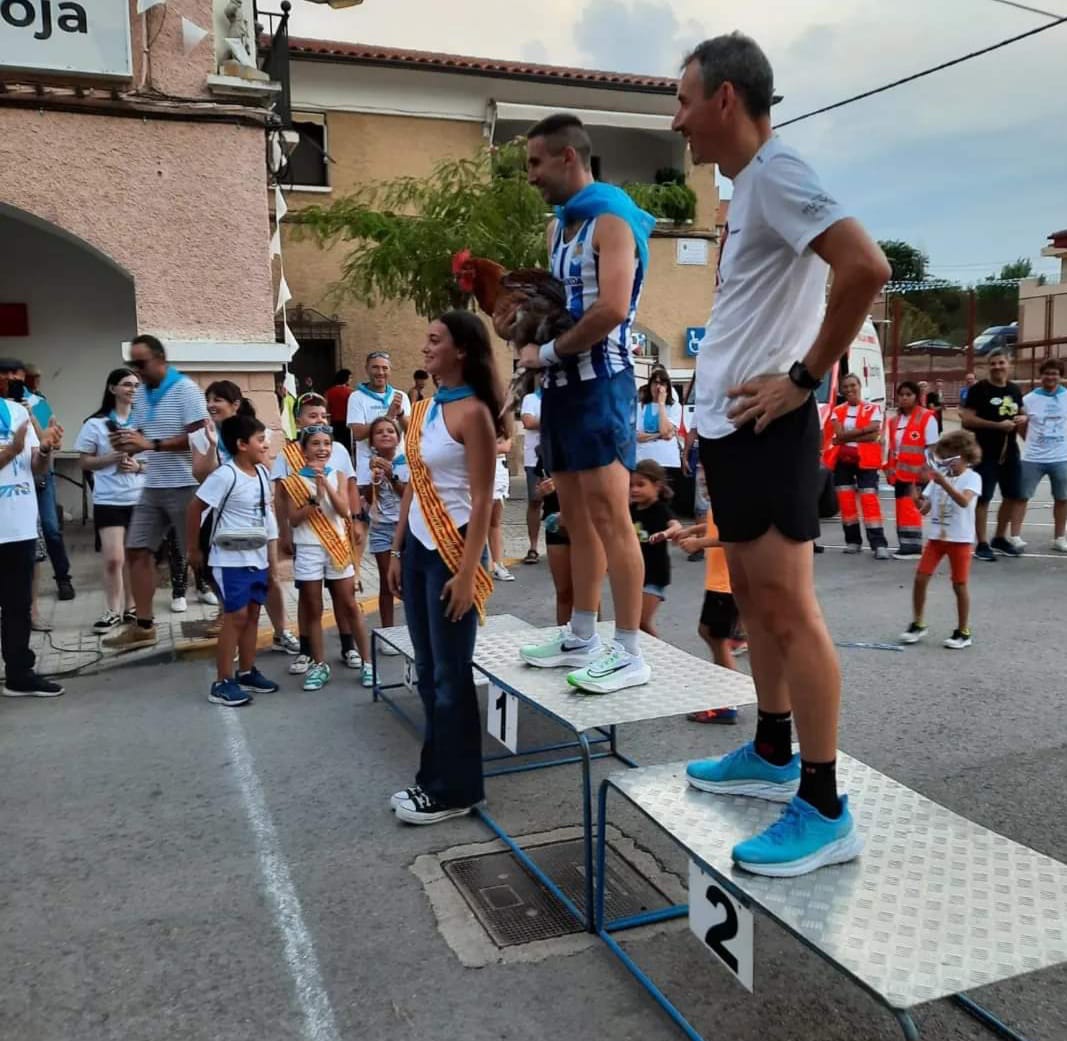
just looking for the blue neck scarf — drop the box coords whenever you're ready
[557,183,655,273]
[143,366,182,423]
[642,403,661,433]
[0,399,11,439]
[428,385,474,424]
[298,465,333,478]
[108,409,133,429]
[357,382,395,409]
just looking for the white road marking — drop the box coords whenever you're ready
[221,708,342,1041]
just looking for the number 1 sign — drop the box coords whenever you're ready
[486,682,518,753]
[688,862,754,991]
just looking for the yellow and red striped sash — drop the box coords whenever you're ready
[280,440,353,571]
[406,398,493,622]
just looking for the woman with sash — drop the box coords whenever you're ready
[388,311,500,825]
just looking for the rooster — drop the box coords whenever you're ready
[452,250,574,405]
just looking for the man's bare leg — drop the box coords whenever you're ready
[548,472,606,616]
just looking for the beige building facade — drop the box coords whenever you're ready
[278,38,719,394]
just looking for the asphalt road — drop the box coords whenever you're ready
[2,496,1065,1041]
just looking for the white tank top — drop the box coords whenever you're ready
[408,405,471,551]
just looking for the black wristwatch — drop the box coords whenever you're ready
[153,438,162,453]
[787,361,822,391]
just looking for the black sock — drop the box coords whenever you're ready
[797,760,841,818]
[137,618,153,630]
[339,633,354,655]
[299,635,311,656]
[754,710,793,766]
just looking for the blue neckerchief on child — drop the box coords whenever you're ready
[143,366,183,423]
[107,410,133,429]
[428,385,474,424]
[0,399,11,439]
[298,465,333,478]
[642,403,661,433]
[556,182,655,273]
[356,382,395,409]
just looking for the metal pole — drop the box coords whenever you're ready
[965,289,976,383]
[891,293,902,391]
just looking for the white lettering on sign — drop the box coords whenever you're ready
[403,658,417,693]
[486,682,519,753]
[688,862,755,991]
[0,0,131,78]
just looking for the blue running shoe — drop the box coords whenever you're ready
[236,668,279,694]
[686,742,800,802]
[208,678,251,707]
[732,795,864,878]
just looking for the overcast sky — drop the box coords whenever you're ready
[285,0,1066,281]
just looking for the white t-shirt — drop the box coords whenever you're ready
[270,441,354,482]
[840,403,883,430]
[74,417,145,506]
[197,462,277,568]
[289,470,349,547]
[346,386,412,483]
[922,469,982,544]
[695,136,848,440]
[1021,387,1067,464]
[520,392,542,469]
[0,401,40,545]
[634,400,683,467]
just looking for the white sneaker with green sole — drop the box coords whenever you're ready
[566,643,651,695]
[519,626,602,669]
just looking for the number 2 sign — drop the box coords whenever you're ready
[688,862,754,991]
[487,682,518,753]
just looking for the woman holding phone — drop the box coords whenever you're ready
[75,368,145,632]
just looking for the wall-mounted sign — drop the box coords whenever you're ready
[0,0,132,79]
[686,326,704,357]
[677,238,709,266]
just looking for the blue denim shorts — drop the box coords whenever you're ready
[369,520,397,554]
[540,369,637,474]
[643,583,667,601]
[1020,459,1067,501]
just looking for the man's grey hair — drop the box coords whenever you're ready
[987,347,1010,361]
[682,33,774,118]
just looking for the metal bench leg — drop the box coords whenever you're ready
[578,731,595,932]
[893,1010,920,1041]
[371,633,380,702]
[953,996,1035,1041]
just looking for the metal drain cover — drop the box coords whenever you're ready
[443,839,668,947]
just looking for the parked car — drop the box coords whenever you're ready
[972,323,1018,357]
[904,338,962,355]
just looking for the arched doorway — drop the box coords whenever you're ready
[0,204,138,515]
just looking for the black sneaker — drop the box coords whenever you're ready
[56,577,75,601]
[390,784,424,811]
[3,672,65,698]
[973,542,996,562]
[394,789,473,825]
[687,550,705,562]
[990,536,1020,557]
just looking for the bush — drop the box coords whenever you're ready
[623,181,697,223]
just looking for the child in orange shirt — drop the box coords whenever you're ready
[672,511,740,724]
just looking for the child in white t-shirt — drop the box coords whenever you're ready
[899,430,983,650]
[188,415,279,706]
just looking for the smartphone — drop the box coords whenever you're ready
[5,378,25,401]
[105,419,120,433]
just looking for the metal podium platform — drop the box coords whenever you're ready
[596,757,1067,1041]
[370,617,757,929]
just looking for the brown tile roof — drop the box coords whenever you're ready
[284,36,678,94]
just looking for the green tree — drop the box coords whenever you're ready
[878,240,928,283]
[293,139,547,318]
[996,258,1032,280]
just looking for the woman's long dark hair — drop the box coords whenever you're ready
[437,310,506,436]
[89,367,137,420]
[637,369,675,406]
[205,379,256,418]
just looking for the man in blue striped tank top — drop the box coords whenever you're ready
[515,115,656,694]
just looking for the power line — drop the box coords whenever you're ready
[987,0,1064,19]
[775,16,1066,129]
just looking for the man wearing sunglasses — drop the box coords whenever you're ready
[104,335,208,651]
[346,352,411,485]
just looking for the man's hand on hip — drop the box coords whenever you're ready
[726,373,810,434]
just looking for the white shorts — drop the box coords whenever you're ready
[494,458,510,502]
[293,542,355,583]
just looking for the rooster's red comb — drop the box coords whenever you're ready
[451,249,472,275]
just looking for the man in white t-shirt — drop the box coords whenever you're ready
[0,361,65,697]
[519,389,543,563]
[674,34,890,878]
[346,352,411,484]
[1017,358,1067,552]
